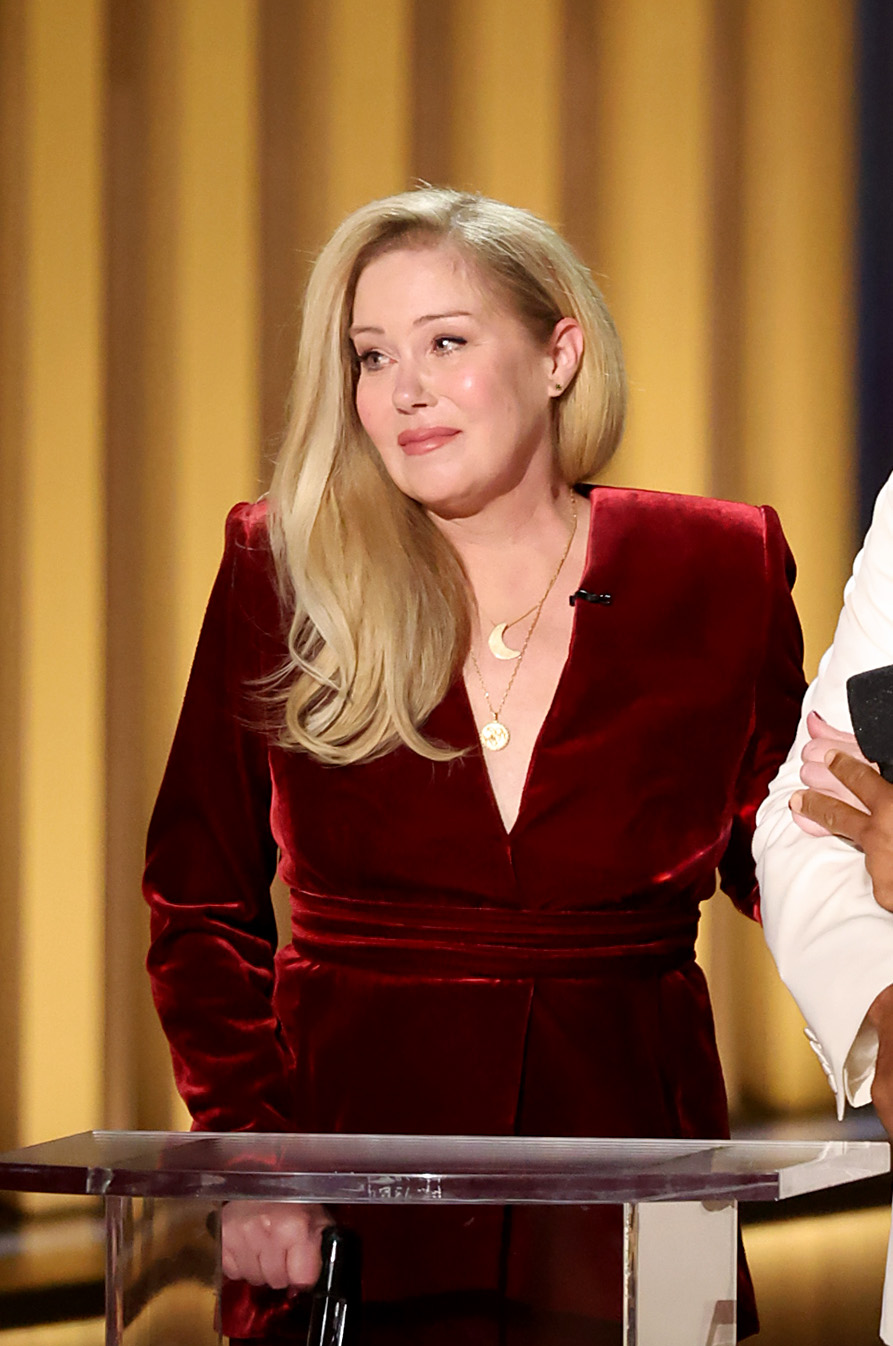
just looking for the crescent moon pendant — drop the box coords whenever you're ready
[488,622,522,661]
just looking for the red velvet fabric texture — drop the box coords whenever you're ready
[143,485,806,1341]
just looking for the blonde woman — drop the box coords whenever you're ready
[144,188,806,1344]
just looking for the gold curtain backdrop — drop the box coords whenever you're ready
[0,0,856,1147]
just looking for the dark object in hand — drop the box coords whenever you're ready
[306,1226,362,1346]
[847,666,893,782]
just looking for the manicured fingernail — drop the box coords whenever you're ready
[791,791,804,813]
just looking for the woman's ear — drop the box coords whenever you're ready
[547,317,584,397]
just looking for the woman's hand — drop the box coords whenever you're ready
[791,712,873,836]
[792,747,893,911]
[221,1200,333,1289]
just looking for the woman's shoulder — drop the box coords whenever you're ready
[223,498,272,550]
[581,483,792,591]
[585,482,773,533]
[217,499,279,583]
[213,500,285,635]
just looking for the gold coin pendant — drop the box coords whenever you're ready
[481,720,510,752]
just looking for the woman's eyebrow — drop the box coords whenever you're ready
[349,310,474,339]
[413,310,474,326]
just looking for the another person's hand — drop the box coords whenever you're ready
[792,749,893,911]
[793,726,893,1134]
[867,985,893,1138]
[221,1200,333,1289]
[792,711,873,836]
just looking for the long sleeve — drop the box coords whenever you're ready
[717,505,807,919]
[143,502,296,1132]
[754,475,893,1115]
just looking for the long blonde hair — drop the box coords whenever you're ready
[267,187,626,764]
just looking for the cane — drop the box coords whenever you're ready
[305,1226,362,1346]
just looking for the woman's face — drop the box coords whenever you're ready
[350,244,577,518]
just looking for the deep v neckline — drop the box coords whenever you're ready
[460,486,597,838]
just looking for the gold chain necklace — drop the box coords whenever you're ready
[468,493,578,752]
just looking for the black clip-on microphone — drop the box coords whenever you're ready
[569,589,613,607]
[846,665,893,782]
[305,1226,362,1346]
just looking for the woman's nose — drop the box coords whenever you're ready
[392,363,434,410]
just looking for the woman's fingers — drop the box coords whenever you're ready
[801,736,866,768]
[284,1225,326,1288]
[258,1223,294,1289]
[805,710,861,746]
[221,1201,332,1289]
[283,1203,333,1287]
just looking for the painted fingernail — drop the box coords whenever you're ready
[791,791,804,813]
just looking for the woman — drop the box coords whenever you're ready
[144,187,806,1343]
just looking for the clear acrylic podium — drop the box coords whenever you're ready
[0,1130,887,1345]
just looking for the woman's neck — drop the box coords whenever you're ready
[431,478,572,564]
[431,481,582,624]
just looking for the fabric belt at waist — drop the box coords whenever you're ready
[288,889,699,978]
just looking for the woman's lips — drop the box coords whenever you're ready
[396,426,459,454]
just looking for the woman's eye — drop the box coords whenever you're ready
[432,335,466,354]
[356,349,388,371]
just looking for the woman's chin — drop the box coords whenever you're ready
[419,486,499,523]
[393,468,489,521]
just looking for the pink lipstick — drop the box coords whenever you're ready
[396,426,459,454]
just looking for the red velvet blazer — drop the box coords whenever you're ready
[143,484,805,1335]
